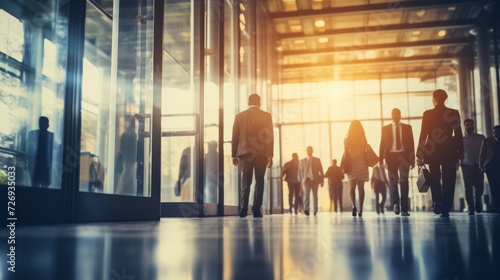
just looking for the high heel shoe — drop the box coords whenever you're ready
[352,207,357,217]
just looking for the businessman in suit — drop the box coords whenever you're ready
[379,108,415,216]
[232,94,274,218]
[479,125,500,213]
[417,89,464,217]
[298,146,324,216]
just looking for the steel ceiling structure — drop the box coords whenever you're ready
[264,0,497,83]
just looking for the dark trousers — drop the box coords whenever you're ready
[373,181,387,211]
[329,184,343,212]
[461,164,484,211]
[287,182,301,210]
[429,160,457,213]
[387,152,410,212]
[239,155,267,210]
[486,168,500,213]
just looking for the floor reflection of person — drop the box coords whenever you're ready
[117,120,137,195]
[26,116,54,188]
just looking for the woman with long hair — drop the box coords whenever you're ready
[344,120,369,217]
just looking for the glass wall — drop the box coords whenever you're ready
[276,74,463,212]
[0,1,68,189]
[81,0,155,197]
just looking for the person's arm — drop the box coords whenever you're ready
[416,111,429,165]
[267,114,274,168]
[281,163,287,178]
[318,159,324,186]
[408,125,416,168]
[324,166,332,178]
[297,160,303,183]
[454,110,465,161]
[479,138,487,171]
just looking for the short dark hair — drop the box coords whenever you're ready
[433,89,448,103]
[248,94,260,105]
[464,119,474,125]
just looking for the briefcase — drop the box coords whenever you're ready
[416,165,431,193]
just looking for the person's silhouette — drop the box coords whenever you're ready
[117,120,137,195]
[26,116,54,188]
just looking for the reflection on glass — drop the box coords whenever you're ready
[0,3,67,188]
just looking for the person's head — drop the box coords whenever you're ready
[464,119,475,134]
[346,120,367,148]
[391,108,401,123]
[292,153,298,161]
[38,116,49,130]
[493,125,500,139]
[432,89,448,106]
[332,159,337,166]
[306,146,314,157]
[248,94,261,107]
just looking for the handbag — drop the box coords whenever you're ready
[365,144,379,167]
[416,165,431,193]
[340,149,350,173]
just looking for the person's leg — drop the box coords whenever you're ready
[462,164,475,212]
[375,191,381,214]
[252,156,268,215]
[292,183,300,214]
[312,184,319,215]
[338,185,343,213]
[399,162,410,213]
[331,185,337,212]
[380,187,387,213]
[358,180,365,216]
[441,161,457,214]
[387,154,401,211]
[239,157,254,216]
[287,182,294,212]
[486,170,500,213]
[474,168,485,212]
[428,162,443,213]
[349,180,357,216]
[302,181,312,215]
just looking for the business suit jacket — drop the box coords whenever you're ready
[298,157,324,185]
[417,104,464,164]
[232,106,274,159]
[479,137,499,171]
[379,123,415,165]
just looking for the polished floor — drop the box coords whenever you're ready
[1,211,500,280]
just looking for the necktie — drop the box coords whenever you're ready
[395,124,401,150]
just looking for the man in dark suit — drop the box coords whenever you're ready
[479,125,500,213]
[281,153,300,215]
[324,159,344,213]
[232,94,274,218]
[379,108,415,216]
[298,146,324,216]
[417,89,464,217]
[27,116,54,188]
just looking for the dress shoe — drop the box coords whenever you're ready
[352,207,357,217]
[376,206,380,214]
[289,207,293,215]
[314,211,317,216]
[394,204,400,215]
[440,212,450,218]
[476,200,483,213]
[239,207,248,218]
[468,211,475,215]
[433,201,442,214]
[358,212,362,218]
[401,212,410,216]
[380,206,385,214]
[304,210,310,216]
[252,207,263,218]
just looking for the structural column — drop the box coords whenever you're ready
[476,25,494,136]
[458,53,474,121]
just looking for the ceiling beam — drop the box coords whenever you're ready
[281,38,473,57]
[269,0,490,20]
[282,54,455,70]
[278,19,477,41]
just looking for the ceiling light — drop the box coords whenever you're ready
[412,31,421,36]
[276,46,283,52]
[315,20,325,28]
[416,9,426,17]
[294,40,305,44]
[404,48,415,57]
[318,37,328,43]
[365,51,376,59]
[448,6,456,11]
[438,30,447,37]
